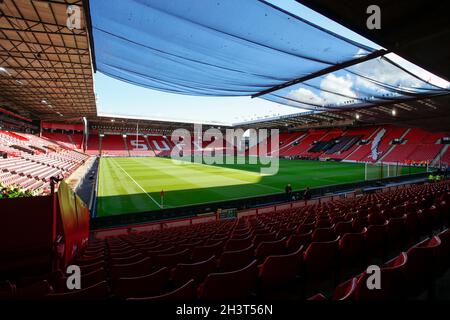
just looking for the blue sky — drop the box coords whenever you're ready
[94,0,448,125]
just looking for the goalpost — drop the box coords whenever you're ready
[364,162,402,180]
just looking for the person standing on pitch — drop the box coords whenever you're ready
[285,184,292,200]
[303,187,312,201]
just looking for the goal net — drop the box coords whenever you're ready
[364,162,401,180]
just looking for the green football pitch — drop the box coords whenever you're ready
[96,157,424,217]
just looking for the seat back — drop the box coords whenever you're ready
[334,221,354,236]
[286,231,312,252]
[127,279,197,301]
[218,245,254,272]
[114,267,169,299]
[312,227,336,242]
[46,281,109,300]
[259,245,303,288]
[155,249,190,269]
[303,238,340,273]
[198,260,258,300]
[355,252,407,300]
[339,229,366,259]
[191,241,224,262]
[110,257,152,279]
[332,277,357,300]
[171,255,216,287]
[255,237,286,262]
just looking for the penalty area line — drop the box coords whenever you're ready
[112,159,163,209]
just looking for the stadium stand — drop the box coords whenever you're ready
[382,128,445,163]
[86,135,101,155]
[126,135,155,157]
[147,135,172,157]
[42,132,77,150]
[101,135,129,157]
[1,181,448,300]
[0,131,89,193]
[2,0,450,306]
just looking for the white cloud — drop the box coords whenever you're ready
[286,73,357,107]
[320,73,356,104]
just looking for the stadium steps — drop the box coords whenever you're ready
[67,135,76,149]
[99,135,103,155]
[123,137,130,157]
[432,144,450,166]
[143,136,156,157]
[343,127,380,161]
[279,133,307,156]
[378,128,411,162]
[146,136,160,156]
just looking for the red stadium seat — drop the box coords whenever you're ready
[312,227,336,242]
[15,280,53,299]
[254,237,286,262]
[332,277,357,300]
[303,238,340,291]
[154,249,190,269]
[436,229,450,274]
[46,281,109,300]
[171,255,217,287]
[365,223,387,258]
[352,216,368,232]
[334,220,354,236]
[286,231,312,252]
[307,293,327,300]
[404,236,442,297]
[355,252,407,300]
[127,279,197,301]
[57,267,107,292]
[110,257,152,280]
[258,245,304,294]
[224,236,253,251]
[387,215,406,249]
[296,222,315,234]
[339,228,366,268]
[110,253,145,265]
[217,245,254,272]
[198,260,258,300]
[191,241,224,262]
[114,267,169,299]
[79,260,105,274]
[253,232,277,247]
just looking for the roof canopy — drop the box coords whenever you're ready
[90,0,449,112]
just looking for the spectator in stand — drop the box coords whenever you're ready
[285,184,292,200]
[428,173,435,183]
[303,187,312,200]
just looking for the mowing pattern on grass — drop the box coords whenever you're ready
[96,157,422,217]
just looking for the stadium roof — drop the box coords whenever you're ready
[0,0,449,131]
[0,0,96,120]
[297,0,450,82]
[89,0,449,114]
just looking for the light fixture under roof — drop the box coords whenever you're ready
[111,119,115,122]
[41,99,48,105]
[355,113,360,120]
[392,109,397,116]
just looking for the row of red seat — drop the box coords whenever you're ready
[309,228,450,300]
[1,181,448,300]
[0,132,89,192]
